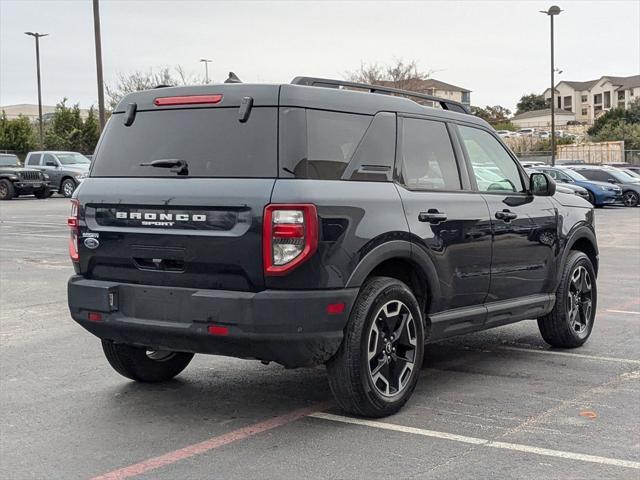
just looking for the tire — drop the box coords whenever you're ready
[537,251,597,348]
[622,190,639,207]
[101,340,194,382]
[327,276,425,418]
[585,190,596,206]
[0,179,15,200]
[34,187,50,199]
[61,178,77,198]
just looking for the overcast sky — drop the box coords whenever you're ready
[1,0,639,112]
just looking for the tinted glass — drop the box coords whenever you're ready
[399,118,461,190]
[459,126,524,193]
[562,169,588,181]
[91,108,277,177]
[576,170,610,182]
[43,154,57,167]
[26,153,41,166]
[280,109,372,180]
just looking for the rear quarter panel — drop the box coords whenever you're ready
[267,180,410,289]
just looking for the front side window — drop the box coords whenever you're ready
[398,118,461,190]
[43,154,57,167]
[459,125,524,193]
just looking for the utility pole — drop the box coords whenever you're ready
[24,32,48,149]
[541,5,562,166]
[200,59,212,84]
[93,0,106,131]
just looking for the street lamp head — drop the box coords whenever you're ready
[540,5,562,15]
[200,58,212,63]
[24,32,49,38]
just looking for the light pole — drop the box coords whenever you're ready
[200,59,212,84]
[93,0,106,131]
[24,32,48,149]
[540,5,562,166]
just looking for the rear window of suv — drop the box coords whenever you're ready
[91,107,277,178]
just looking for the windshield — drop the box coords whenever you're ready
[623,169,640,178]
[57,153,91,165]
[0,155,20,167]
[562,169,588,181]
[608,169,638,183]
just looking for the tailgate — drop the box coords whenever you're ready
[76,178,274,291]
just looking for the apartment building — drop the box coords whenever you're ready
[378,78,471,107]
[543,74,640,124]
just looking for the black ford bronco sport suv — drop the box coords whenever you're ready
[67,77,598,417]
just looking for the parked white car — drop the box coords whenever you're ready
[517,128,536,137]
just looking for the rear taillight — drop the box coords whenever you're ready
[68,199,79,262]
[263,204,318,276]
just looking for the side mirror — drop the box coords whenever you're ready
[530,172,556,196]
[607,179,616,184]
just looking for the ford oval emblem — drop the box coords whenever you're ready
[84,237,100,249]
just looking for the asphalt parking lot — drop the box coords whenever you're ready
[1,197,639,480]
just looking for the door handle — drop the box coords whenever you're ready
[495,209,518,222]
[418,209,447,224]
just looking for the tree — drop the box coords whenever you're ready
[346,59,434,90]
[42,100,101,153]
[44,99,84,151]
[516,93,548,114]
[588,98,640,137]
[471,105,512,125]
[0,112,37,154]
[80,108,100,153]
[105,66,204,110]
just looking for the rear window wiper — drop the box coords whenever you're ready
[140,159,189,176]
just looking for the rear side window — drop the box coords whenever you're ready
[27,153,41,166]
[398,118,461,190]
[280,109,372,180]
[91,108,277,177]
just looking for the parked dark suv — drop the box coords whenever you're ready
[67,78,599,417]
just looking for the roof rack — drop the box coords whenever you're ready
[291,76,471,114]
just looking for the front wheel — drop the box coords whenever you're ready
[102,340,194,382]
[61,178,77,198]
[623,191,639,207]
[327,277,424,418]
[0,179,15,200]
[537,251,597,348]
[586,190,596,206]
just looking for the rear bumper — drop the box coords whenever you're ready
[67,276,357,368]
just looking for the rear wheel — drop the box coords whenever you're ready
[537,251,596,348]
[327,277,424,418]
[61,178,77,198]
[623,191,639,207]
[0,179,15,200]
[101,340,194,382]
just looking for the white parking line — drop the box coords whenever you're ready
[606,309,640,315]
[0,232,67,239]
[310,412,640,470]
[498,346,640,365]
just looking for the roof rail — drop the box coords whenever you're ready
[291,76,471,114]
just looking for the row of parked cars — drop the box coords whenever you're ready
[497,128,579,141]
[0,151,91,200]
[521,161,640,207]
